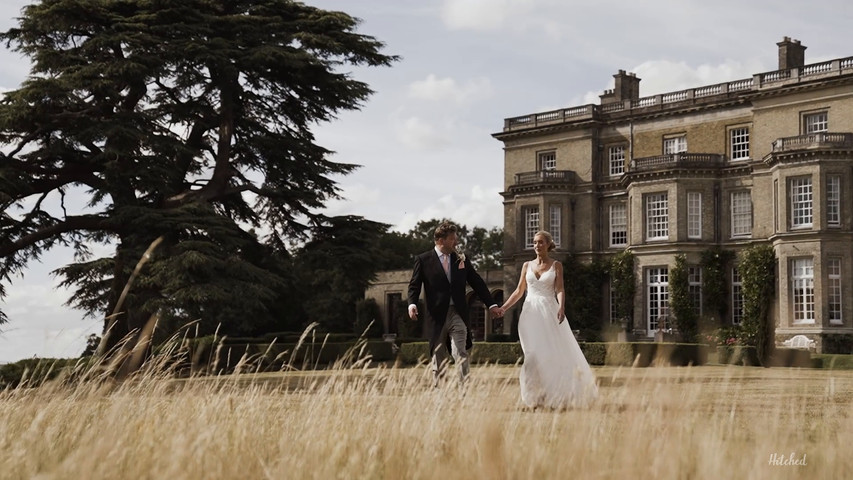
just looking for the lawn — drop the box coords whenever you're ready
[1,364,850,479]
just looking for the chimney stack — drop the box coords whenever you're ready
[600,70,641,105]
[777,36,806,70]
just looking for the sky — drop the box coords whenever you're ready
[2,0,853,362]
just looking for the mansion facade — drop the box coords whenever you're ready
[494,38,853,352]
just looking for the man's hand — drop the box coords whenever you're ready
[489,306,504,319]
[408,304,419,320]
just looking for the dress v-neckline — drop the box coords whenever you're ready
[532,261,554,280]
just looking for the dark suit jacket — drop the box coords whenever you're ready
[407,249,496,354]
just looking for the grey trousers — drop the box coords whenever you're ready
[431,309,469,385]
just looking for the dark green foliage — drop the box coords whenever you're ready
[376,218,504,271]
[670,254,698,342]
[208,340,396,372]
[396,341,707,367]
[485,333,513,342]
[397,341,523,365]
[465,226,504,270]
[716,346,760,366]
[609,249,635,328]
[563,254,608,341]
[81,334,100,357]
[0,0,396,347]
[768,348,812,367]
[700,247,735,326]
[355,298,383,338]
[0,357,86,388]
[580,343,607,365]
[376,231,427,271]
[812,354,853,370]
[738,244,776,364]
[604,342,635,366]
[821,334,853,354]
[297,215,388,333]
[470,342,524,364]
[396,300,423,339]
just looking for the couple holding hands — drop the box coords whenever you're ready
[407,221,597,409]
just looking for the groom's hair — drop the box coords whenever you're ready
[434,221,458,241]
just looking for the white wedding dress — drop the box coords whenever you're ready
[518,262,599,408]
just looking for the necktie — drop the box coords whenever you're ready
[441,254,451,281]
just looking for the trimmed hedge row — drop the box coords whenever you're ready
[201,340,396,372]
[398,342,709,367]
[0,357,90,389]
[812,354,853,370]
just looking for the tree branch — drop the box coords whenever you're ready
[0,215,109,257]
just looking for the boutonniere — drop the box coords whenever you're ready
[456,251,466,269]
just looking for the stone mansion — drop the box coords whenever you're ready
[367,38,853,352]
[494,37,853,352]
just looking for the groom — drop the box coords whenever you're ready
[407,221,502,385]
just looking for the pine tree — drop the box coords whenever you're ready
[0,0,396,350]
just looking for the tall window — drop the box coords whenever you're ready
[804,112,828,134]
[609,146,625,176]
[732,267,743,325]
[687,192,702,239]
[524,206,539,248]
[663,135,686,154]
[792,258,815,324]
[828,258,842,325]
[827,175,841,227]
[790,177,813,228]
[646,193,668,240]
[688,266,702,316]
[549,205,562,247]
[730,191,752,237]
[647,268,669,333]
[538,151,556,171]
[610,204,627,247]
[730,127,750,160]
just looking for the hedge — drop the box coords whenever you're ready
[199,340,395,373]
[716,346,760,366]
[0,357,91,389]
[768,348,812,368]
[398,342,709,367]
[811,354,853,370]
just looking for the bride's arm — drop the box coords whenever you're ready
[500,262,528,311]
[554,261,566,322]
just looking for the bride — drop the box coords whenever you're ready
[500,231,598,409]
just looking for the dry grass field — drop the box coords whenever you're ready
[1,362,852,479]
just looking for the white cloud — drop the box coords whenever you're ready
[570,59,765,107]
[322,184,382,217]
[440,0,516,31]
[395,185,503,232]
[395,116,451,151]
[1,266,99,362]
[408,74,494,104]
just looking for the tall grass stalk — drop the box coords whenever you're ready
[1,361,850,479]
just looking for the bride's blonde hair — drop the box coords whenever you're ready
[534,231,556,251]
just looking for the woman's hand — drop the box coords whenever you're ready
[557,307,565,324]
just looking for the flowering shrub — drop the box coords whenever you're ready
[705,326,741,348]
